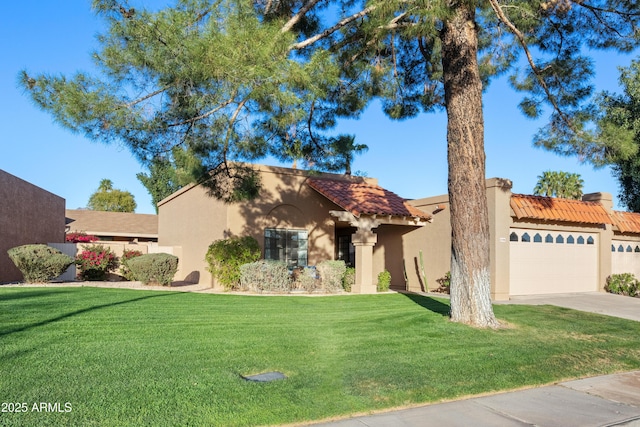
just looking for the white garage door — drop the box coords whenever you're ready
[509,229,598,295]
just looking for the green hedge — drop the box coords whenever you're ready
[205,236,261,290]
[7,244,74,283]
[127,253,179,286]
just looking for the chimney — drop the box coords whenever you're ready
[582,192,613,211]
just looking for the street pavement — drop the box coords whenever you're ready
[310,292,640,427]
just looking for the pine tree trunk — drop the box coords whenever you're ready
[440,5,500,328]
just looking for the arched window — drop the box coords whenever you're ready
[577,236,585,244]
[635,246,640,253]
[618,245,624,252]
[587,236,594,245]
[627,245,633,252]
[522,233,530,242]
[612,245,616,252]
[510,232,518,242]
[545,234,553,243]
[556,235,565,244]
[567,235,575,244]
[534,233,542,243]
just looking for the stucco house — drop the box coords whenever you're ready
[158,164,433,292]
[0,170,65,282]
[158,164,640,300]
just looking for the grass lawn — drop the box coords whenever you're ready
[1,287,640,426]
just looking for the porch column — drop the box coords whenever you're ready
[329,211,381,294]
[352,228,378,294]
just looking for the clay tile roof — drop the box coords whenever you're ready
[307,178,431,220]
[510,194,613,225]
[611,210,640,234]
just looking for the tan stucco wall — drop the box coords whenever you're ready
[407,178,513,300]
[224,166,343,268]
[0,170,65,282]
[158,183,229,285]
[406,195,451,293]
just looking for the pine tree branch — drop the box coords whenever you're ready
[121,87,169,108]
[281,0,323,33]
[487,0,576,130]
[290,6,375,50]
[167,92,238,127]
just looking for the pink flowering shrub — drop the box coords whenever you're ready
[75,244,119,281]
[66,232,99,243]
[120,249,143,281]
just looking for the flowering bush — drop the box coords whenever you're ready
[75,244,119,281]
[66,232,99,243]
[120,249,144,280]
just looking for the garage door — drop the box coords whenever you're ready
[509,229,598,295]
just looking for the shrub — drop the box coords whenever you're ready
[240,260,291,293]
[317,260,346,293]
[120,249,144,281]
[65,232,98,243]
[7,244,74,283]
[377,269,392,292]
[434,271,451,294]
[294,267,320,293]
[205,236,261,290]
[75,244,119,281]
[127,253,179,286]
[605,273,638,297]
[343,267,355,292]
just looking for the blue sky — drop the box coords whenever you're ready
[1,1,637,214]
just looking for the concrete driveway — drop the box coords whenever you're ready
[497,292,640,322]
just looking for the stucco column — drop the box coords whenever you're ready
[583,192,614,291]
[352,228,378,294]
[486,178,513,301]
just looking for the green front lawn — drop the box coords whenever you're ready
[1,287,639,426]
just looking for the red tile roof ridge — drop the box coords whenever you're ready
[307,177,431,220]
[510,193,612,225]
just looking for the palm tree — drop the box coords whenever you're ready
[533,171,584,200]
[328,135,368,175]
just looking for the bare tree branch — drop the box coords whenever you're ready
[121,87,168,108]
[281,0,323,33]
[290,6,375,50]
[167,92,238,127]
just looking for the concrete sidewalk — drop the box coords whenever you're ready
[312,293,640,426]
[312,371,640,426]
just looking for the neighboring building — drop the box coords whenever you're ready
[65,209,158,243]
[0,170,66,283]
[412,179,640,300]
[158,164,640,299]
[158,165,432,292]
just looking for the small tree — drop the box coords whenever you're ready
[88,179,137,213]
[533,171,584,200]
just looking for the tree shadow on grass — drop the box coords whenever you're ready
[0,289,73,302]
[400,292,451,317]
[0,292,180,337]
